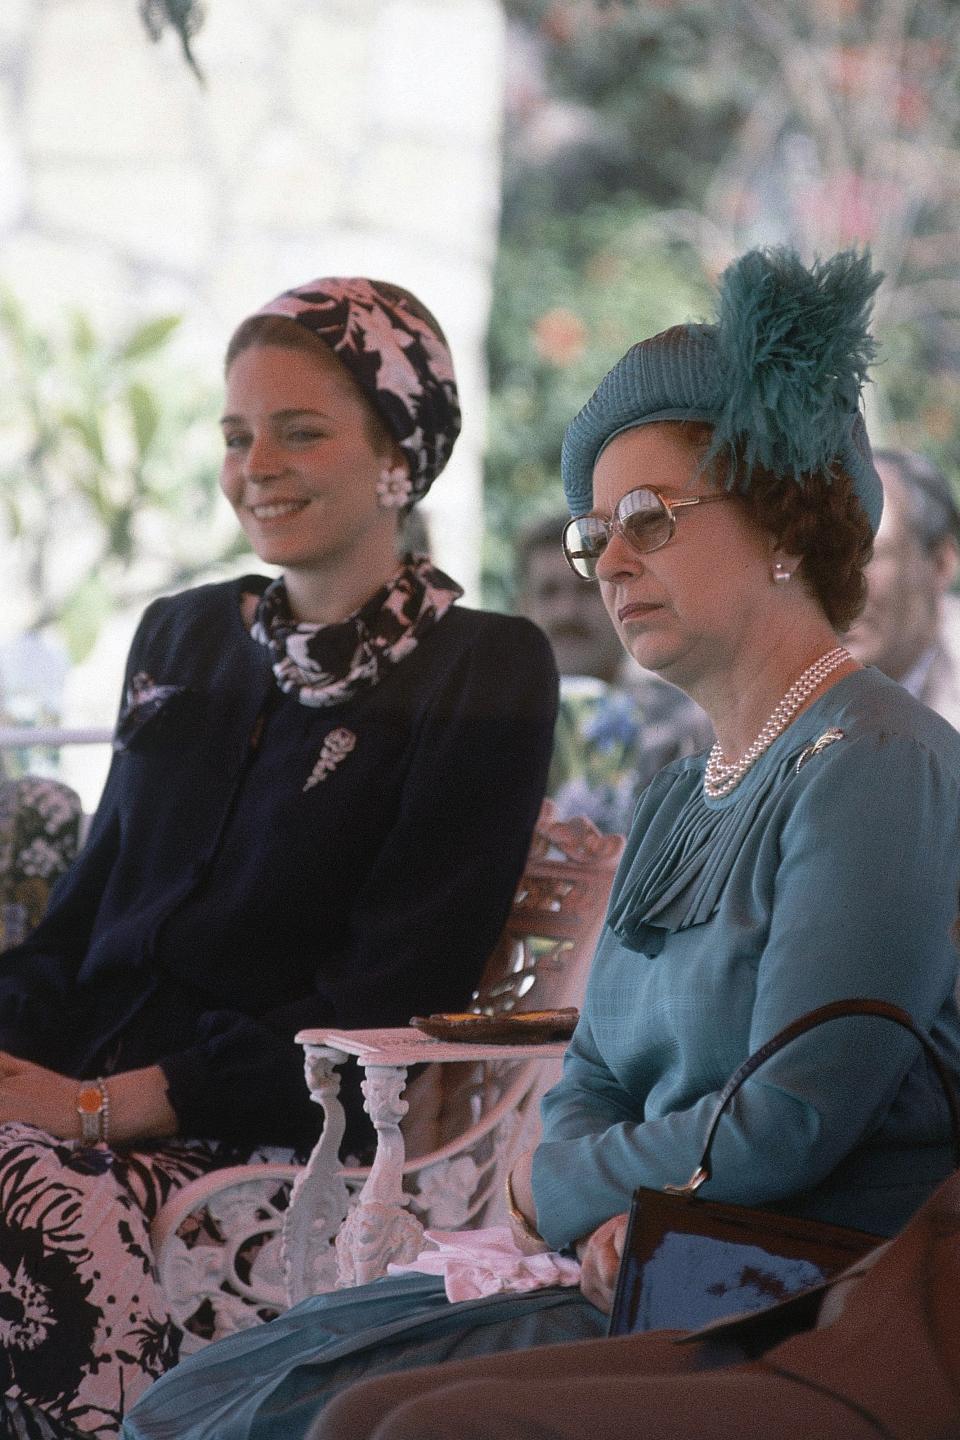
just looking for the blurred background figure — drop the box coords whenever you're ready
[845,450,960,731]
[515,515,627,684]
[515,515,711,834]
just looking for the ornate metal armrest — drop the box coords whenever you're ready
[152,1041,361,1346]
[151,1162,300,1352]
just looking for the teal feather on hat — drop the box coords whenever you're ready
[708,247,882,484]
[561,243,886,533]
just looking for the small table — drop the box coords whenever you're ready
[289,1026,568,1292]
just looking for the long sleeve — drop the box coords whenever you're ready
[0,615,153,1063]
[532,704,960,1248]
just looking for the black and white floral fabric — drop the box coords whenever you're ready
[252,555,464,709]
[0,1124,297,1439]
[0,780,82,951]
[253,276,461,501]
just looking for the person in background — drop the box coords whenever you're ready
[845,448,960,729]
[516,515,711,833]
[0,276,557,1435]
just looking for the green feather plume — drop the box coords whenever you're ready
[708,247,882,483]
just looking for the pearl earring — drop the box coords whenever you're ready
[773,561,792,584]
[376,465,413,509]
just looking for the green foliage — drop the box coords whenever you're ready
[487,0,960,599]
[501,0,748,223]
[485,2,747,606]
[57,572,114,667]
[118,313,182,362]
[0,291,229,661]
[484,199,712,607]
[874,320,960,490]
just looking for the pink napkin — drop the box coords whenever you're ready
[387,1225,581,1302]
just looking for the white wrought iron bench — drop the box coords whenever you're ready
[150,804,624,1349]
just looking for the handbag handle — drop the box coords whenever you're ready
[665,997,960,1195]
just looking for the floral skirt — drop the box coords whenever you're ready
[0,1123,294,1440]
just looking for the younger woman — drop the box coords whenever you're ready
[0,277,557,1435]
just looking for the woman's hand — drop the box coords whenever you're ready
[0,1055,178,1145]
[576,1211,630,1314]
[0,1052,77,1136]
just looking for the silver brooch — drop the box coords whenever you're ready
[303,727,357,792]
[795,727,845,774]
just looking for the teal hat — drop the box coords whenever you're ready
[561,248,885,534]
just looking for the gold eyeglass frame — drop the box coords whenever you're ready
[562,487,729,581]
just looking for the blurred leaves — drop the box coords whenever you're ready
[119,314,182,362]
[138,0,207,84]
[0,291,230,662]
[484,199,712,607]
[487,0,960,604]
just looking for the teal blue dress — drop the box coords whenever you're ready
[126,668,960,1440]
[534,667,960,1247]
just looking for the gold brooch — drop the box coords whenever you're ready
[795,727,845,773]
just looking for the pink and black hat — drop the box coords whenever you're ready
[250,277,461,504]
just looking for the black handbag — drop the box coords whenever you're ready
[608,998,960,1336]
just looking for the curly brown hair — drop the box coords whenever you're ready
[681,422,874,631]
[737,465,874,631]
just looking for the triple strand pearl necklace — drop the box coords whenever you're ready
[703,646,851,800]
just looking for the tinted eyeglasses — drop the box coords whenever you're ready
[562,487,729,580]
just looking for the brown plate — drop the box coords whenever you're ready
[408,1008,579,1044]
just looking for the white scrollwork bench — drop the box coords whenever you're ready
[150,805,624,1350]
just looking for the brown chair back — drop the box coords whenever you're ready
[401,801,624,1161]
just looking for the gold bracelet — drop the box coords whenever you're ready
[505,1167,545,1246]
[76,1077,110,1147]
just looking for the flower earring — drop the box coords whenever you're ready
[377,465,413,509]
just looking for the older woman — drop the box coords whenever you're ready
[0,278,557,1435]
[124,247,960,1440]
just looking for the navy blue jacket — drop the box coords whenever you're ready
[0,578,558,1150]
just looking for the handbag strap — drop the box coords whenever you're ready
[667,998,960,1194]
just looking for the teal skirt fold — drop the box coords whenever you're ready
[124,1274,607,1440]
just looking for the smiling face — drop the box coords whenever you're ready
[591,423,777,693]
[220,341,402,596]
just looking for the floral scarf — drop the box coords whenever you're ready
[251,556,464,708]
[252,277,461,503]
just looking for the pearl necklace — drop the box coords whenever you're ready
[703,646,851,799]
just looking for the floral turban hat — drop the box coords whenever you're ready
[250,277,461,504]
[561,247,885,535]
